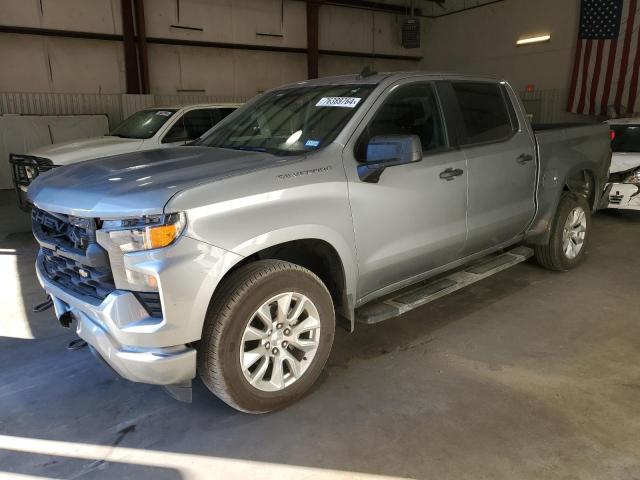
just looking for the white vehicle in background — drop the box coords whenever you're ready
[10,103,241,209]
[607,118,640,210]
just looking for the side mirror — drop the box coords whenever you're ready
[358,135,422,183]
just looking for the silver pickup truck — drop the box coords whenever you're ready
[28,72,611,413]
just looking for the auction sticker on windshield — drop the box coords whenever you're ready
[316,97,361,108]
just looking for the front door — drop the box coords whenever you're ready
[344,81,468,301]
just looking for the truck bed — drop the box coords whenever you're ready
[525,122,612,243]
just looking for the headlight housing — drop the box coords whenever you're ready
[624,168,640,184]
[101,212,186,253]
[25,165,39,181]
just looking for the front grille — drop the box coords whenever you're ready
[33,207,114,300]
[32,208,96,255]
[34,207,162,316]
[10,154,56,187]
[610,194,624,205]
[41,248,115,300]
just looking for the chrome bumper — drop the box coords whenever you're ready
[36,257,196,386]
[608,182,640,210]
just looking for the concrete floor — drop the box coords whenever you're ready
[1,190,639,480]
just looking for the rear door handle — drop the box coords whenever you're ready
[517,153,534,165]
[439,168,464,181]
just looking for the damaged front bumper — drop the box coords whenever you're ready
[36,254,197,386]
[607,182,640,210]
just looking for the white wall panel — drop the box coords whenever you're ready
[143,0,306,48]
[233,50,306,95]
[0,34,51,92]
[47,37,125,94]
[0,0,121,32]
[0,1,420,97]
[40,0,121,33]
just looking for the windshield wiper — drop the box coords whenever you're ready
[219,145,284,156]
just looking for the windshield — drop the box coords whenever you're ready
[197,85,375,155]
[109,109,177,139]
[611,125,640,153]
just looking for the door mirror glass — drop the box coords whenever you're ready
[367,135,422,164]
[359,135,422,183]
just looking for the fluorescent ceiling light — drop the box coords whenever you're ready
[517,34,551,46]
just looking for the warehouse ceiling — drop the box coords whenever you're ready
[327,0,503,18]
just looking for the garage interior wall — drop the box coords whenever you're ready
[0,0,419,98]
[420,0,589,122]
[0,0,591,123]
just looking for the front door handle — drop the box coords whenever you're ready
[439,168,464,181]
[517,153,534,165]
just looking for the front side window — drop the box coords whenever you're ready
[198,85,375,155]
[451,82,514,145]
[611,125,640,152]
[216,108,237,121]
[183,109,217,139]
[358,82,446,157]
[109,109,177,139]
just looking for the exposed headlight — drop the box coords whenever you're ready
[624,169,640,184]
[24,166,38,180]
[101,212,186,252]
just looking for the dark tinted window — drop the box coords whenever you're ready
[452,82,513,145]
[217,108,237,120]
[163,116,187,143]
[360,83,445,156]
[611,125,640,152]
[183,109,216,139]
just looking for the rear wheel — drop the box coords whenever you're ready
[198,260,335,413]
[535,192,591,271]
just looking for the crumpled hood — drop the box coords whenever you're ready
[28,146,289,218]
[28,136,144,165]
[610,152,640,173]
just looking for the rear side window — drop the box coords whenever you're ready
[451,82,514,145]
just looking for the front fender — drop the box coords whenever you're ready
[229,224,358,321]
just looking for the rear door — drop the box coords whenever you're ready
[447,81,536,255]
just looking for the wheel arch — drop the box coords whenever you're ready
[526,167,597,246]
[204,227,358,334]
[563,167,597,211]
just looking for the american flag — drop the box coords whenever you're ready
[568,0,640,116]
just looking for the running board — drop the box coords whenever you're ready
[355,246,534,325]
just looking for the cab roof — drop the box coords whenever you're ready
[144,103,244,111]
[276,71,502,90]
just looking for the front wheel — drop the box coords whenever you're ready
[198,260,335,413]
[534,192,591,271]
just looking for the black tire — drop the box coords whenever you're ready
[197,260,335,413]
[534,192,591,271]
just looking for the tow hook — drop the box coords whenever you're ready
[33,296,53,313]
[67,339,88,351]
[59,311,73,328]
